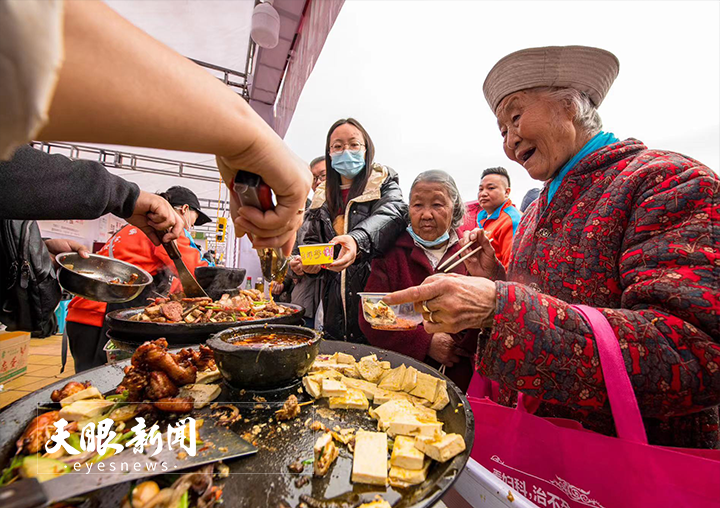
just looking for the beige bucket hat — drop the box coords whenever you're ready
[483,45,620,113]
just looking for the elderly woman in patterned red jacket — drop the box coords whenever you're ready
[386,45,720,449]
[360,170,475,391]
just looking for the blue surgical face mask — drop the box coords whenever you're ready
[406,225,450,248]
[331,150,365,178]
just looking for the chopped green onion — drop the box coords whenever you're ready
[301,458,314,465]
[0,455,23,486]
[177,491,189,508]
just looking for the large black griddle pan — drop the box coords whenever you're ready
[105,303,305,345]
[0,341,474,508]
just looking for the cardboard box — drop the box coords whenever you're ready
[0,331,31,384]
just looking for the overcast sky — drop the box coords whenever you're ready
[284,0,720,205]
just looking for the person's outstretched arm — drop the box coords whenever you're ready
[37,0,310,254]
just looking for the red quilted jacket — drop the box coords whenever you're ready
[481,139,720,448]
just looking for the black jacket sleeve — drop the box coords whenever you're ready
[0,145,140,220]
[347,174,408,259]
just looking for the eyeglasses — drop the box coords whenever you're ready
[312,173,326,183]
[329,141,365,154]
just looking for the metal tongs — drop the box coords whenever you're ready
[233,171,288,284]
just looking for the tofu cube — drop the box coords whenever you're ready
[195,369,222,385]
[391,436,425,470]
[373,388,414,405]
[378,365,407,392]
[59,387,102,407]
[388,459,431,488]
[342,377,380,401]
[321,378,348,398]
[402,366,419,392]
[431,382,450,411]
[310,359,339,372]
[332,352,356,364]
[59,399,115,421]
[328,388,369,410]
[336,363,362,378]
[414,433,466,462]
[387,414,443,438]
[302,376,323,399]
[352,431,388,485]
[409,372,441,401]
[177,384,221,408]
[358,356,384,383]
[379,361,392,369]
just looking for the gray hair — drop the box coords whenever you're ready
[410,170,466,229]
[533,87,603,137]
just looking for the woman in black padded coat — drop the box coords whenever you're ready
[301,118,407,342]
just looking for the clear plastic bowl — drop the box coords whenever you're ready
[358,292,422,331]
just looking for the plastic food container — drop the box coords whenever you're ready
[358,292,422,331]
[298,243,334,265]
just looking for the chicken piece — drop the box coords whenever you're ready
[276,395,301,421]
[154,397,194,413]
[196,345,216,371]
[50,381,90,403]
[145,371,179,400]
[17,411,61,454]
[117,366,149,402]
[161,301,184,322]
[313,432,339,477]
[133,340,197,386]
[287,460,304,473]
[144,305,162,317]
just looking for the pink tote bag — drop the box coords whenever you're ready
[468,305,720,508]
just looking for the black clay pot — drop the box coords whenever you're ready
[207,324,322,390]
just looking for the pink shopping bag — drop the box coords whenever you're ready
[468,305,720,508]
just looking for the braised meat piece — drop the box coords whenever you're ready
[16,411,63,454]
[50,381,90,402]
[161,301,184,322]
[154,397,194,413]
[146,371,179,400]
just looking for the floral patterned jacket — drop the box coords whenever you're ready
[480,139,720,448]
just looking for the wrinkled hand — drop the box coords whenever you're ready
[428,333,462,368]
[289,256,304,276]
[327,235,357,272]
[218,141,312,257]
[128,191,183,245]
[384,273,497,334]
[44,239,90,268]
[271,282,284,295]
[460,228,501,279]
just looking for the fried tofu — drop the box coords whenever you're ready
[414,433,466,462]
[321,378,348,397]
[409,372,441,401]
[352,431,388,485]
[401,366,419,392]
[431,381,450,411]
[343,376,381,401]
[371,399,438,431]
[387,414,443,438]
[390,436,425,470]
[358,355,384,383]
[388,459,431,488]
[332,352,356,364]
[328,388,369,410]
[59,387,102,407]
[302,376,323,399]
[378,365,407,392]
[177,384,221,408]
[195,369,222,385]
[59,399,115,421]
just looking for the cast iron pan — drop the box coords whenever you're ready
[0,341,474,508]
[104,303,305,345]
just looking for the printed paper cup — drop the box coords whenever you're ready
[299,243,334,265]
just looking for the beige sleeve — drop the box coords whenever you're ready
[0,0,64,160]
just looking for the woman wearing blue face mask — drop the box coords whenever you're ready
[301,118,407,343]
[359,170,475,390]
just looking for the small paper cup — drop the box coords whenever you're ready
[299,243,334,265]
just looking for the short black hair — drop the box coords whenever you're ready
[310,156,325,169]
[481,166,510,187]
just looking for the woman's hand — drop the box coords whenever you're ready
[428,333,462,368]
[271,282,284,295]
[460,228,501,279]
[302,263,322,274]
[44,239,90,268]
[384,273,497,334]
[326,235,357,272]
[127,191,184,245]
[289,256,304,276]
[219,143,311,257]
